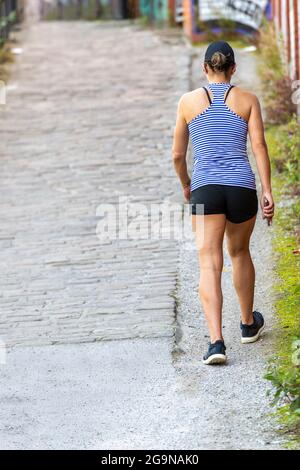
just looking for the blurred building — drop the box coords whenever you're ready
[183,0,271,41]
[270,0,300,81]
[138,0,182,24]
[111,0,136,18]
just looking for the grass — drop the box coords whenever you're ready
[264,124,300,449]
[192,37,253,49]
[256,18,300,449]
[257,18,297,124]
[191,14,257,48]
[0,42,14,82]
[45,1,116,21]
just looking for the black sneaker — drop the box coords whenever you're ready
[203,340,227,365]
[240,310,265,344]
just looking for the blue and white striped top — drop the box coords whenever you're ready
[188,82,256,192]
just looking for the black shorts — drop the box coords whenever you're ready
[190,184,258,223]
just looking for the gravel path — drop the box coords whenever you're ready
[172,45,285,449]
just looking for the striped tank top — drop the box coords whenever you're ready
[188,82,256,192]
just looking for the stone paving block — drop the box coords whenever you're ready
[0,21,189,346]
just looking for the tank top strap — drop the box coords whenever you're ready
[207,83,232,104]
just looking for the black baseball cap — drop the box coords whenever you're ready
[204,41,235,64]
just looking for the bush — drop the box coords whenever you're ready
[0,43,14,82]
[264,76,297,125]
[269,116,300,195]
[265,339,300,432]
[264,125,300,445]
[194,17,253,44]
[264,221,300,440]
[258,19,297,124]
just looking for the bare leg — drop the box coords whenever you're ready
[192,214,226,342]
[225,215,257,325]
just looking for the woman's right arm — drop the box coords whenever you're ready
[248,94,275,225]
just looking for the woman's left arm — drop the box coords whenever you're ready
[172,96,191,201]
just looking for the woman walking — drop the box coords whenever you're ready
[172,41,274,365]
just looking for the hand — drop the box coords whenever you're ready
[183,182,191,201]
[260,191,274,226]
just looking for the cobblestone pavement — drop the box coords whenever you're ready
[0,21,286,450]
[0,21,189,346]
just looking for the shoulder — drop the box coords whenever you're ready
[178,89,201,102]
[177,88,205,109]
[232,86,260,105]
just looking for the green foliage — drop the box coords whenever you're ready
[45,0,107,21]
[7,11,16,23]
[258,17,284,78]
[265,341,300,435]
[266,342,300,407]
[137,15,152,27]
[265,117,300,196]
[0,45,13,64]
[0,7,17,48]
[193,34,251,49]
[0,17,8,29]
[0,43,14,81]
[264,125,300,445]
[194,16,253,45]
[0,10,17,29]
[258,19,297,124]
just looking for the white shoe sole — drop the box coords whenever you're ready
[202,354,227,365]
[241,324,265,344]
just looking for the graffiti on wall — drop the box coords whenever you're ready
[198,0,269,31]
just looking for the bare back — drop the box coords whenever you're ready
[182,85,256,125]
